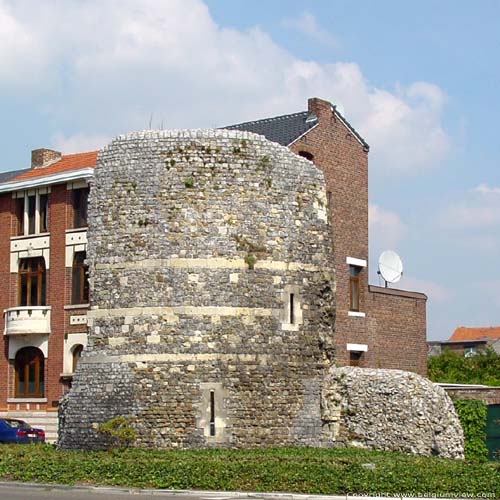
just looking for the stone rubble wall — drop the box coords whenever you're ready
[321,367,464,459]
[58,129,336,449]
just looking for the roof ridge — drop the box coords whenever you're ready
[61,150,98,158]
[224,111,307,129]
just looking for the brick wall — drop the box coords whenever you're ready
[0,183,86,419]
[0,193,11,409]
[290,97,427,374]
[443,387,500,405]
[368,286,427,375]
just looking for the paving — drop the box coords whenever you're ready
[0,482,482,500]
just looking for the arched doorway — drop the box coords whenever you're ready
[15,347,44,398]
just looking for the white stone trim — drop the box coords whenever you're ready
[7,398,48,403]
[65,229,87,267]
[64,332,88,374]
[10,234,50,272]
[348,311,366,318]
[84,352,272,364]
[0,168,94,194]
[346,256,367,267]
[89,305,277,322]
[95,257,319,273]
[347,343,368,352]
[280,285,303,331]
[67,179,89,190]
[196,382,229,443]
[8,334,49,359]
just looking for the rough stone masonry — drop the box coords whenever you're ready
[59,129,336,449]
[58,129,463,457]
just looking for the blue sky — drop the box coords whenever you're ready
[1,0,499,340]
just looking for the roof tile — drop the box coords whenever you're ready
[449,326,500,342]
[223,111,318,146]
[4,151,97,184]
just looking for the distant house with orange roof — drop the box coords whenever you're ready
[428,326,500,357]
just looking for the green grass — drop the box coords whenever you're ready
[0,445,498,497]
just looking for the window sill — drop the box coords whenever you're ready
[64,304,90,310]
[10,232,50,241]
[7,398,47,403]
[66,227,88,233]
[348,311,366,318]
[60,372,74,379]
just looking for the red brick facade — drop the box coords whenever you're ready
[291,98,427,375]
[0,165,90,441]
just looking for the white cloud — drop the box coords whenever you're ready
[52,133,110,155]
[0,2,49,91]
[0,0,450,171]
[440,184,500,228]
[282,12,339,48]
[474,183,500,195]
[398,275,450,303]
[369,204,407,249]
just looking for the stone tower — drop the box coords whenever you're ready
[58,129,336,449]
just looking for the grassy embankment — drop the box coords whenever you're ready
[0,445,498,497]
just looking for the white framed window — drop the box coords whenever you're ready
[14,188,50,236]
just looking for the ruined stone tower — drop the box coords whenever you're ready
[58,129,336,449]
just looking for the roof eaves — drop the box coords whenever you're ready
[286,122,320,147]
[0,168,94,194]
[223,111,310,129]
[333,106,369,151]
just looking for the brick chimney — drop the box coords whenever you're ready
[307,97,334,121]
[31,148,62,169]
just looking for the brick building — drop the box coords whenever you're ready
[0,97,427,441]
[0,150,95,441]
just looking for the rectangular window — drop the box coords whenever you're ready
[27,195,36,234]
[349,351,363,367]
[209,390,216,437]
[15,198,24,235]
[349,265,361,312]
[72,252,89,304]
[39,194,48,233]
[18,257,46,306]
[289,293,295,324]
[73,187,89,228]
[14,191,49,236]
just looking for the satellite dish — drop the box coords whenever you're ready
[378,250,403,286]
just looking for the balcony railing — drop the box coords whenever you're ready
[4,306,51,335]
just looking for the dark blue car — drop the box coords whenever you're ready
[0,418,45,444]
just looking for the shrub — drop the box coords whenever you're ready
[97,416,136,450]
[429,348,500,386]
[244,254,257,270]
[452,399,488,461]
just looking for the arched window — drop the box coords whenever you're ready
[72,344,84,373]
[72,252,89,304]
[19,257,46,306]
[15,347,44,398]
[298,151,314,162]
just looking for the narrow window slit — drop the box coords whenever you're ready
[209,390,216,436]
[290,293,295,324]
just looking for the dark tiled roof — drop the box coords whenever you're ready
[0,168,30,184]
[223,111,318,146]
